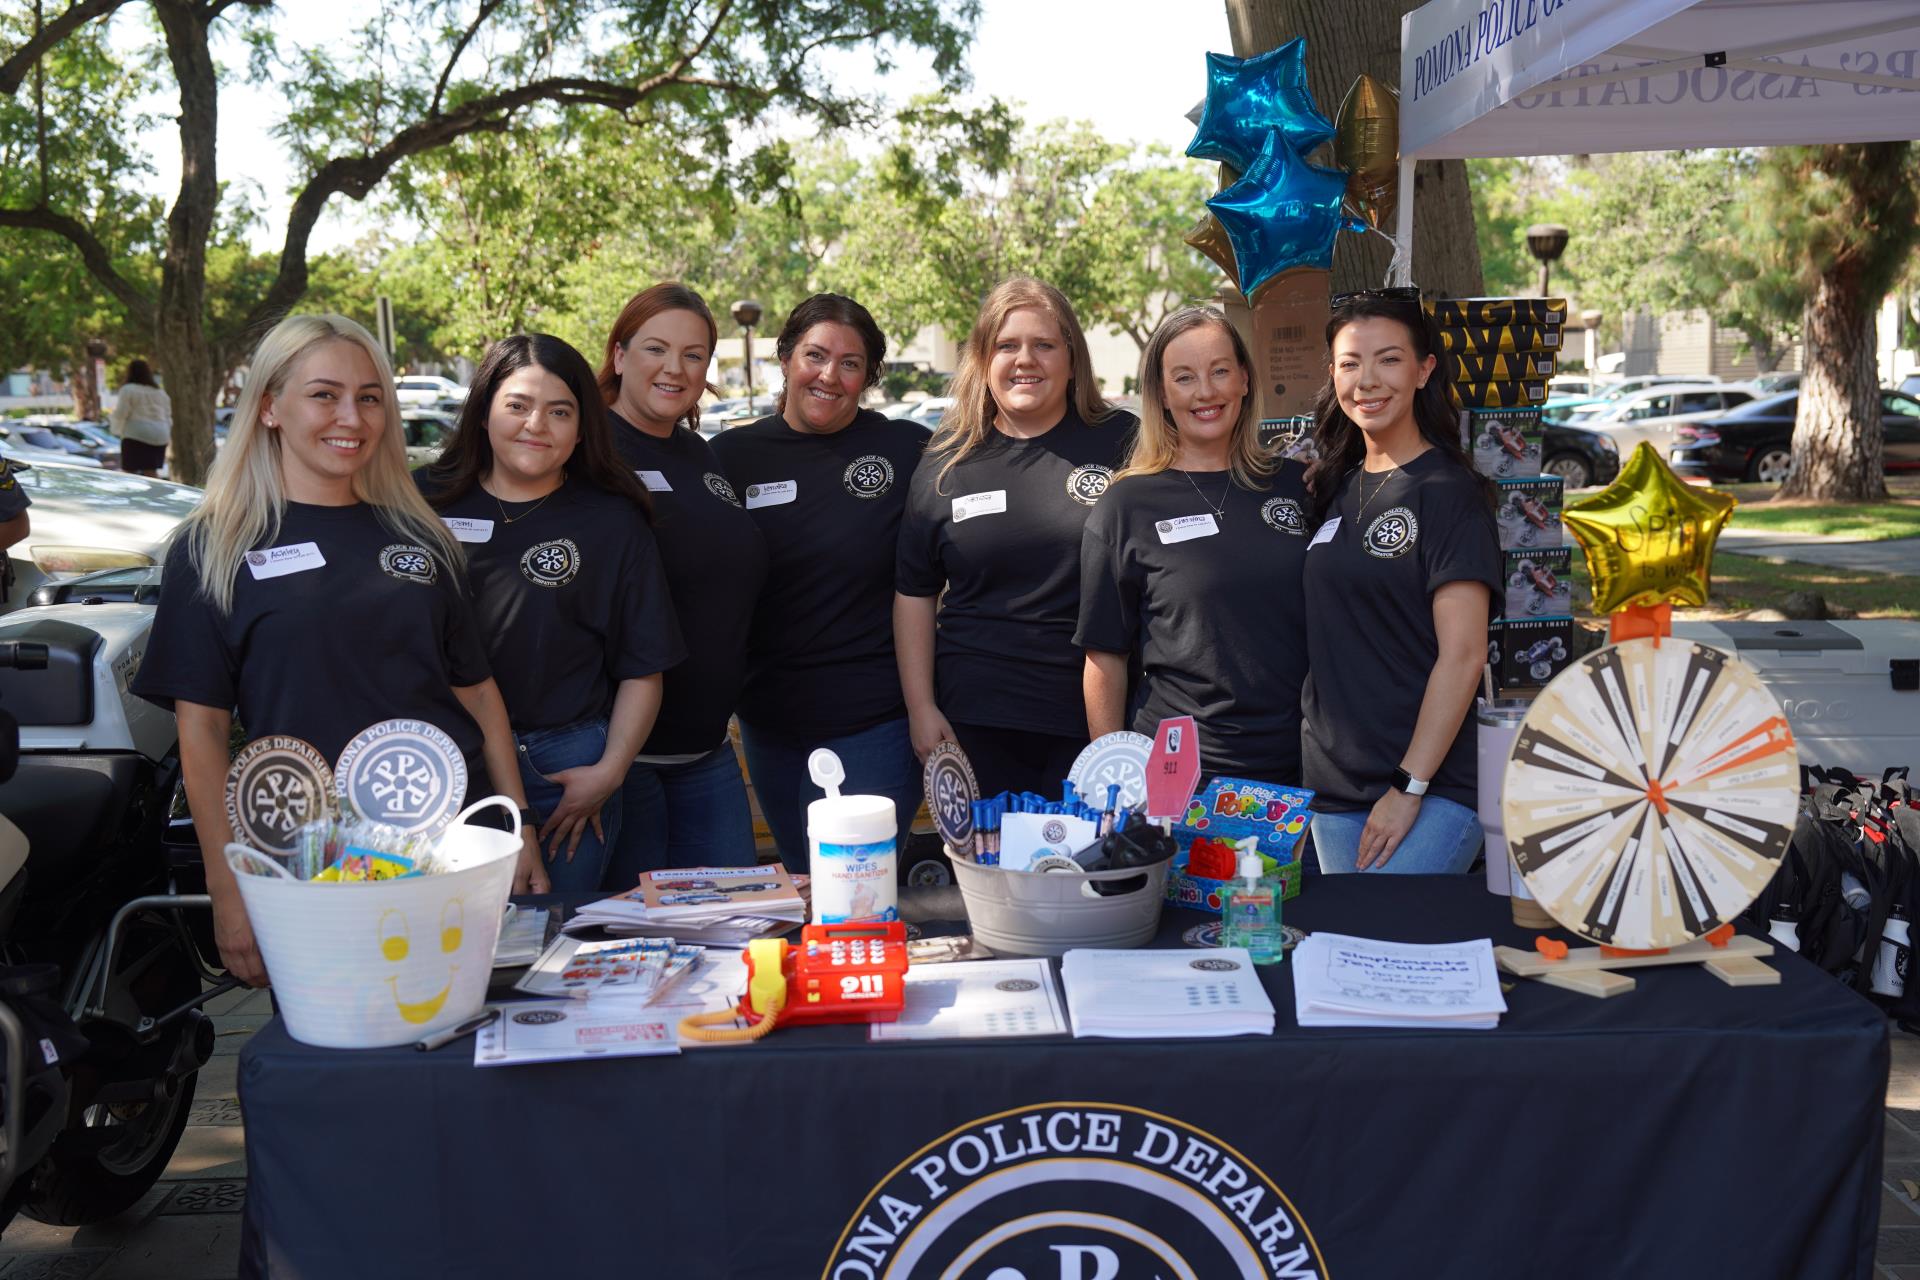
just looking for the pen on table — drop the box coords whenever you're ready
[414,1007,500,1052]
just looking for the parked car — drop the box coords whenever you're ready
[1668,389,1920,484]
[902,397,954,431]
[394,375,468,408]
[1899,373,1920,400]
[711,395,777,430]
[2,462,202,612]
[1751,371,1802,395]
[0,426,103,470]
[1579,384,1753,462]
[400,409,458,466]
[1539,419,1622,490]
[1546,376,1597,399]
[1544,374,1723,425]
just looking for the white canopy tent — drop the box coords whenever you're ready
[1390,0,1920,283]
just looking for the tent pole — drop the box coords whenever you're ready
[1390,155,1416,288]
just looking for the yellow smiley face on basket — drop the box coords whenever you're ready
[378,902,463,1024]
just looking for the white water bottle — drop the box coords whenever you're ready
[805,749,898,924]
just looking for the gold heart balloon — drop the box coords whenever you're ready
[1563,442,1737,614]
[1335,73,1398,232]
[1184,164,1241,284]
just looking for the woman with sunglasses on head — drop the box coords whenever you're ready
[597,284,768,880]
[134,315,548,987]
[1300,289,1501,875]
[894,277,1136,798]
[1076,305,1311,786]
[709,293,927,873]
[417,334,684,892]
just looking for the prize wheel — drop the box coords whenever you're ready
[1501,637,1799,950]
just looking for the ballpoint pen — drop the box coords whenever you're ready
[413,1007,500,1052]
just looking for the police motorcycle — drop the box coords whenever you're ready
[0,565,226,1230]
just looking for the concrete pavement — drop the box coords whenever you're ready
[1719,527,1920,576]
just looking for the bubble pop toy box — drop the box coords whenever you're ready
[1165,777,1316,909]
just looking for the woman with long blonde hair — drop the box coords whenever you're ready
[1075,304,1312,785]
[135,314,549,987]
[894,276,1135,797]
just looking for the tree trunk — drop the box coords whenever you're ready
[1223,0,1484,298]
[68,339,101,420]
[152,0,220,486]
[1779,267,1884,500]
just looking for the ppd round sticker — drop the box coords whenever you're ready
[225,735,333,855]
[922,740,979,851]
[334,718,468,835]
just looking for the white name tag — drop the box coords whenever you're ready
[635,470,673,492]
[744,480,797,509]
[1156,514,1219,545]
[441,517,495,543]
[245,541,326,579]
[1308,516,1341,550]
[951,490,1007,523]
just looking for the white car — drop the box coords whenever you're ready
[0,427,103,470]
[393,375,468,408]
[1581,384,1754,461]
[2,463,202,612]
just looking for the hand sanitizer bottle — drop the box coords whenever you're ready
[1221,846,1283,965]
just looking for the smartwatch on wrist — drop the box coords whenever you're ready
[1390,768,1430,798]
[517,806,537,830]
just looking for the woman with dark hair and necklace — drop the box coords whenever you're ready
[1300,290,1500,875]
[417,333,684,891]
[1076,305,1311,786]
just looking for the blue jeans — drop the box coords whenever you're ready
[1311,794,1483,875]
[605,743,757,886]
[515,719,621,893]
[738,717,921,874]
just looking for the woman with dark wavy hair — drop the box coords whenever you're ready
[418,333,684,891]
[1300,291,1499,875]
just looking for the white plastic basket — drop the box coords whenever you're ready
[950,852,1168,957]
[224,797,521,1049]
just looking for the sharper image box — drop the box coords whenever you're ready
[1465,408,1544,479]
[1495,476,1564,550]
[1498,616,1574,689]
[1500,546,1573,621]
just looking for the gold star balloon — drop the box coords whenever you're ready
[1564,442,1737,614]
[1184,164,1241,285]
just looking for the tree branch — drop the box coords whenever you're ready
[201,0,273,19]
[0,0,129,96]
[429,0,505,118]
[0,202,156,325]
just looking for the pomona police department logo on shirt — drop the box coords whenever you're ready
[378,544,438,584]
[520,538,581,588]
[844,454,895,499]
[1261,497,1306,535]
[1065,464,1113,506]
[1363,506,1419,559]
[703,472,741,506]
[827,1102,1326,1279]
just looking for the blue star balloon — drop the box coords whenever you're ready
[1186,39,1336,172]
[1206,131,1350,299]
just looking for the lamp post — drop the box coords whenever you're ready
[730,300,764,404]
[1581,309,1604,376]
[1525,224,1570,298]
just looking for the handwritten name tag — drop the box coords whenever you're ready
[744,480,797,509]
[952,490,1007,522]
[1308,516,1341,550]
[245,542,326,579]
[441,517,495,543]
[1156,514,1219,545]
[635,470,673,492]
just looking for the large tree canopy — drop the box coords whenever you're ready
[0,0,979,482]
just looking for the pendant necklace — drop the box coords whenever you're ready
[1182,467,1233,523]
[1357,466,1398,523]
[490,479,561,525]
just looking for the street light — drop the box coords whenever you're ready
[1526,224,1570,298]
[731,300,764,404]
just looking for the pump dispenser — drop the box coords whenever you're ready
[1221,847,1283,964]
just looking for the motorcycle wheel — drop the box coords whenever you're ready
[22,930,203,1226]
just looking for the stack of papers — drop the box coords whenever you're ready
[514,935,704,1003]
[1291,933,1507,1030]
[474,1000,679,1066]
[567,865,805,945]
[1059,948,1275,1038]
[491,906,550,968]
[870,958,1067,1042]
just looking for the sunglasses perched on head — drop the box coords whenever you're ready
[1330,286,1423,307]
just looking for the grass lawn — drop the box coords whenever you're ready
[1565,544,1920,621]
[1714,472,1920,541]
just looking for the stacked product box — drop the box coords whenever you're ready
[1428,295,1575,692]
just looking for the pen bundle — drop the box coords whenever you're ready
[963,780,1178,881]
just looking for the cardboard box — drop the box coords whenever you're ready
[1464,408,1544,478]
[1427,297,1569,327]
[1167,776,1314,911]
[1436,323,1563,354]
[1166,850,1302,910]
[1448,378,1549,410]
[1499,546,1573,621]
[1443,349,1558,383]
[1495,476,1564,551]
[1223,270,1331,423]
[1498,615,1574,689]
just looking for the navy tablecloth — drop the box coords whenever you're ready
[237,874,1887,1280]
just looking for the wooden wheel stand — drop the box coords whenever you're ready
[1497,603,1782,998]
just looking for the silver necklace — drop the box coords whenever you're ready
[1182,468,1233,522]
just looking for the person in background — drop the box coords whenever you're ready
[110,359,173,477]
[597,284,768,880]
[418,333,684,892]
[1300,290,1501,875]
[0,455,29,605]
[709,293,927,873]
[1076,305,1311,786]
[895,276,1136,798]
[134,314,547,988]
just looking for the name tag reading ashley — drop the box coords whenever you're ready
[744,480,797,510]
[951,490,1007,522]
[635,470,673,492]
[1308,516,1341,550]
[1156,514,1219,545]
[245,541,326,579]
[441,517,495,543]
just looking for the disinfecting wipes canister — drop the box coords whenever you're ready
[808,794,899,924]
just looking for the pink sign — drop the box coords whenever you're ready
[1146,716,1201,819]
